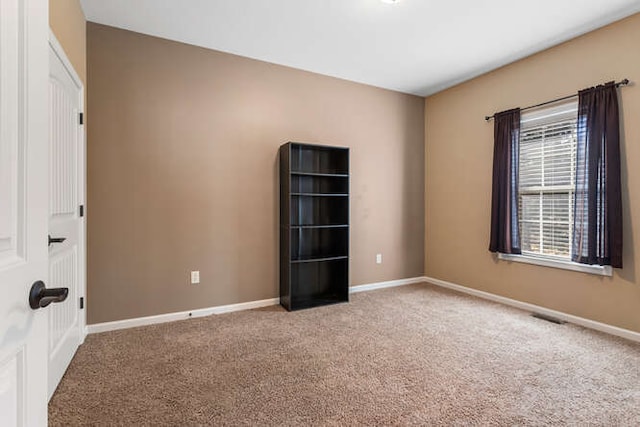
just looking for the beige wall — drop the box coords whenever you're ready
[49,0,86,84]
[425,13,640,332]
[87,23,425,324]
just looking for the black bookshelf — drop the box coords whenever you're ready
[279,142,349,311]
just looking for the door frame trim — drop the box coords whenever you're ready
[48,30,87,344]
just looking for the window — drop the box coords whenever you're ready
[518,103,577,260]
[499,102,611,276]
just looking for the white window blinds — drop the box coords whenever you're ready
[518,103,577,259]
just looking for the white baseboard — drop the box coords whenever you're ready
[350,276,425,293]
[87,276,425,334]
[424,276,640,343]
[87,298,280,334]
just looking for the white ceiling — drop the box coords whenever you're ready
[80,0,640,96]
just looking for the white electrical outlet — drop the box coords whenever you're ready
[376,253,382,264]
[191,270,200,284]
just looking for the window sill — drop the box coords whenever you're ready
[498,253,612,277]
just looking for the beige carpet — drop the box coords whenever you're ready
[49,283,640,425]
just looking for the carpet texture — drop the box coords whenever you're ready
[49,283,640,425]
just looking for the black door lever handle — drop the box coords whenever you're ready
[48,235,67,246]
[29,281,69,309]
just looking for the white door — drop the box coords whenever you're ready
[0,0,50,426]
[47,34,85,400]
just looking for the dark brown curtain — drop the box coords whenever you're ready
[573,81,622,267]
[489,108,521,254]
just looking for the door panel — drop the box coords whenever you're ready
[0,352,22,426]
[0,0,23,266]
[0,0,49,425]
[49,249,78,350]
[48,248,78,396]
[49,72,77,217]
[47,43,83,400]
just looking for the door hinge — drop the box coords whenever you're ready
[79,112,84,125]
[79,205,84,217]
[80,297,84,310]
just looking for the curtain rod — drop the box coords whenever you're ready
[484,79,630,122]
